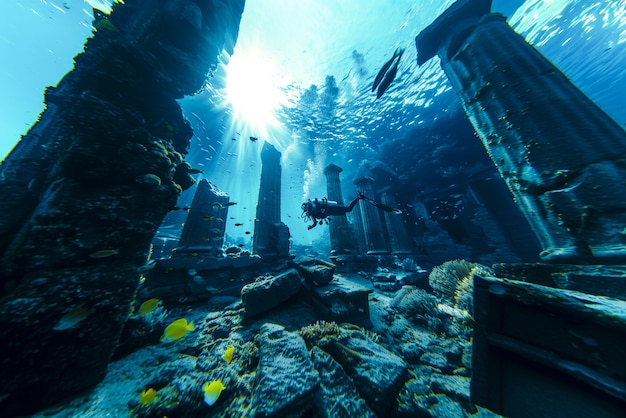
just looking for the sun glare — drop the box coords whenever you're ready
[225,51,283,131]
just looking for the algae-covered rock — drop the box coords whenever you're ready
[252,323,320,417]
[310,347,376,417]
[318,328,408,416]
[241,269,303,318]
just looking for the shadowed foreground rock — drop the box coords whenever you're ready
[0,0,244,414]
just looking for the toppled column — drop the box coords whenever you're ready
[416,0,626,263]
[0,0,245,415]
[253,143,290,259]
[380,189,412,255]
[323,163,354,255]
[175,179,228,256]
[354,177,388,255]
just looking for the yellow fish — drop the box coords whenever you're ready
[89,249,119,258]
[160,318,194,342]
[203,380,225,406]
[222,345,234,364]
[140,388,157,405]
[52,307,90,331]
[138,298,160,316]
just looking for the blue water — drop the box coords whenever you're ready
[1,0,625,247]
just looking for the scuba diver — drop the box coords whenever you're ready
[372,47,404,99]
[301,192,402,230]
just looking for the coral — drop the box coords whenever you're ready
[392,286,438,325]
[300,320,342,348]
[401,257,419,272]
[428,260,493,312]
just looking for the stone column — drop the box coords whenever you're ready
[380,189,411,255]
[354,177,388,255]
[323,164,354,255]
[0,0,245,415]
[415,0,626,263]
[175,179,229,256]
[253,142,290,258]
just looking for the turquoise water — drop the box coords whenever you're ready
[2,1,626,416]
[1,0,625,247]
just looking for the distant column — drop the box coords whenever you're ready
[323,164,354,255]
[415,0,626,263]
[175,179,228,256]
[253,142,290,258]
[380,190,411,255]
[354,177,388,255]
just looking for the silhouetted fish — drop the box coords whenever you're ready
[372,47,404,99]
[377,59,400,99]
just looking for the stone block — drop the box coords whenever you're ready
[252,324,320,417]
[319,333,408,416]
[241,269,303,318]
[310,276,372,324]
[310,347,375,417]
[292,256,336,286]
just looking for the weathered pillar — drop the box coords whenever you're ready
[0,0,244,415]
[175,179,228,256]
[415,0,626,263]
[354,177,388,255]
[253,143,290,258]
[380,189,412,255]
[323,164,354,255]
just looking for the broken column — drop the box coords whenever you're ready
[354,177,388,255]
[175,179,228,256]
[380,189,412,255]
[253,142,290,259]
[323,163,354,255]
[415,0,626,263]
[0,0,245,415]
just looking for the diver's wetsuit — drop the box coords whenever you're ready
[302,193,363,230]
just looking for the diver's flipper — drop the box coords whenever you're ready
[362,195,402,214]
[371,47,404,93]
[372,200,402,214]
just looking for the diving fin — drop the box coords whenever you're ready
[362,195,402,214]
[372,200,402,214]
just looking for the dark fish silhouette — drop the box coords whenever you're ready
[372,47,404,99]
[249,136,259,142]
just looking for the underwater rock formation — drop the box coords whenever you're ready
[241,269,304,318]
[416,0,626,263]
[0,0,244,414]
[252,323,321,416]
[323,163,355,255]
[175,179,229,255]
[472,270,626,416]
[252,142,290,259]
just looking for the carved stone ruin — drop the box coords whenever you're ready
[323,163,355,255]
[415,0,626,263]
[252,142,290,259]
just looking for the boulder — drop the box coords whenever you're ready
[241,269,303,318]
[319,333,408,416]
[292,256,336,286]
[310,347,376,418]
[310,276,371,324]
[252,324,320,417]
